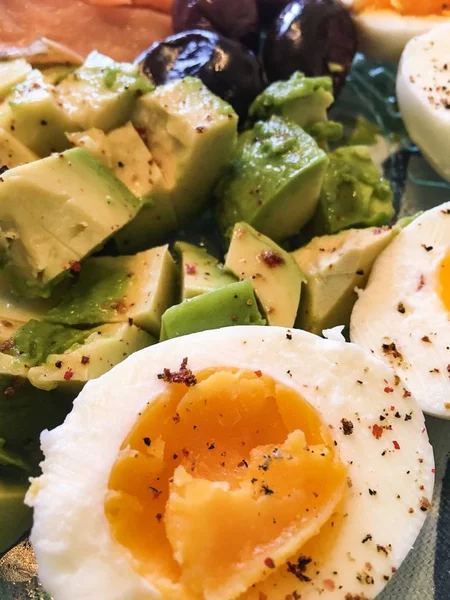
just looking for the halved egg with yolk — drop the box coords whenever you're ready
[27,326,434,600]
[346,0,449,61]
[105,369,346,599]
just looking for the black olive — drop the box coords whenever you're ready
[137,30,267,121]
[263,0,357,95]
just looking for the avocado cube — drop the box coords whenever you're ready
[313,146,394,235]
[0,148,141,297]
[160,280,265,341]
[216,116,328,243]
[225,223,305,328]
[57,51,153,131]
[133,77,238,223]
[28,322,155,391]
[0,69,78,156]
[45,245,178,337]
[249,72,334,128]
[0,59,32,100]
[0,127,38,167]
[68,124,178,251]
[292,226,397,335]
[174,241,237,300]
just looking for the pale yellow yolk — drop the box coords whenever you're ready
[438,252,450,312]
[354,0,449,16]
[105,369,347,600]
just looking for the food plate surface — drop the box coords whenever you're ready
[0,54,450,600]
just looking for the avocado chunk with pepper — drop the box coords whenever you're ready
[225,223,305,328]
[160,280,265,341]
[216,116,328,242]
[28,321,154,391]
[0,127,38,168]
[0,147,140,297]
[313,145,394,235]
[249,72,334,128]
[57,51,153,131]
[0,69,78,156]
[174,241,236,300]
[45,245,178,338]
[0,59,32,100]
[292,226,398,335]
[68,124,178,251]
[133,77,238,224]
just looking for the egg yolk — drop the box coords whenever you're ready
[354,0,449,15]
[105,369,347,600]
[438,252,450,312]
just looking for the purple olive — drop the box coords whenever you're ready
[257,0,292,27]
[172,0,259,49]
[263,0,357,95]
[138,30,267,120]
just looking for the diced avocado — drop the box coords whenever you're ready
[225,223,305,328]
[68,124,178,251]
[57,51,153,131]
[249,72,334,128]
[175,241,236,300]
[0,127,38,168]
[292,226,397,335]
[40,64,77,86]
[305,120,343,149]
[0,59,32,100]
[0,276,55,343]
[0,69,78,156]
[28,322,155,391]
[0,471,32,553]
[160,280,265,341]
[45,245,178,337]
[133,77,238,223]
[0,148,140,297]
[216,116,328,242]
[313,146,394,235]
[106,123,177,250]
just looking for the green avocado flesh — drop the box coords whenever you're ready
[160,280,266,341]
[216,116,328,242]
[314,145,394,235]
[0,147,140,297]
[0,60,32,100]
[249,71,334,128]
[174,241,236,300]
[45,246,178,338]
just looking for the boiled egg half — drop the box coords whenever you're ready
[27,326,434,600]
[351,201,450,418]
[344,0,449,62]
[396,22,450,182]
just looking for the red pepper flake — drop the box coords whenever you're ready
[393,440,400,450]
[372,424,383,439]
[255,369,262,377]
[421,335,432,343]
[68,260,82,273]
[259,250,285,268]
[432,468,436,473]
[264,557,275,569]
[403,389,412,398]
[417,275,425,291]
[390,405,395,411]
[157,358,197,387]
[384,387,394,393]
[323,579,335,591]
[80,355,90,365]
[185,263,197,275]
[63,370,74,381]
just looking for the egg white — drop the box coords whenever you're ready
[343,1,448,62]
[396,23,450,182]
[27,326,434,600]
[351,202,450,418]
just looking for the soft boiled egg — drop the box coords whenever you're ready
[396,23,450,182]
[26,326,434,600]
[344,0,449,62]
[351,201,450,418]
